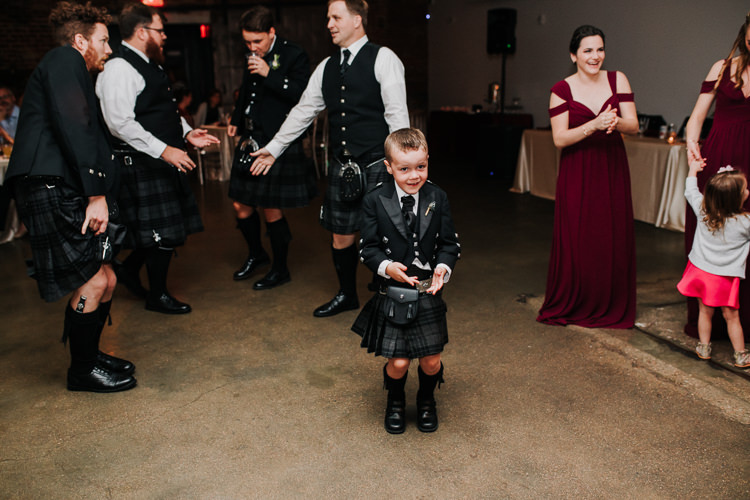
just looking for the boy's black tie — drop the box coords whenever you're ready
[401,195,416,232]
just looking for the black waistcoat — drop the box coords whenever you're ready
[116,46,184,149]
[322,42,389,159]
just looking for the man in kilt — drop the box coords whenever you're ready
[251,0,409,317]
[226,6,316,290]
[352,128,460,433]
[96,2,219,314]
[7,1,136,392]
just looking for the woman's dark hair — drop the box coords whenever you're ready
[240,6,273,33]
[715,12,750,92]
[569,25,605,54]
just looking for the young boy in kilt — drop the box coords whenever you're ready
[352,128,460,433]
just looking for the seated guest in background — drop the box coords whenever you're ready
[194,88,224,126]
[0,86,20,139]
[173,82,195,128]
[226,6,316,289]
[7,1,136,392]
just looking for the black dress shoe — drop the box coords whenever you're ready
[385,398,406,434]
[416,398,439,432]
[67,366,137,393]
[313,292,359,317]
[97,351,135,376]
[115,264,148,298]
[145,293,192,314]
[233,254,270,281]
[253,269,291,290]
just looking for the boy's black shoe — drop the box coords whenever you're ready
[385,398,406,434]
[416,398,438,432]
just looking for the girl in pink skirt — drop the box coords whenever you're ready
[678,160,750,367]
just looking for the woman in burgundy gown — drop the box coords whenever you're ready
[537,25,639,328]
[684,14,750,338]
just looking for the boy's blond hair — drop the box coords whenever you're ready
[384,128,428,163]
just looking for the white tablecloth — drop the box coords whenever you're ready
[510,130,688,232]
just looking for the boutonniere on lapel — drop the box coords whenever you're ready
[425,201,436,216]
[271,54,281,70]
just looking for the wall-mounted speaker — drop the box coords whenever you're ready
[487,8,516,54]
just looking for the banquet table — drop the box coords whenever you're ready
[199,125,235,182]
[510,129,689,232]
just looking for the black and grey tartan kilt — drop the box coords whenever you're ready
[228,140,317,208]
[117,153,203,248]
[13,178,108,303]
[320,157,390,234]
[351,291,449,359]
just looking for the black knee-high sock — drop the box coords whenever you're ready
[332,243,358,296]
[145,247,173,298]
[65,306,101,376]
[267,217,292,273]
[237,211,265,258]
[417,363,444,402]
[122,248,148,274]
[383,364,407,401]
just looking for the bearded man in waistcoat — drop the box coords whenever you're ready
[251,0,410,318]
[96,2,219,314]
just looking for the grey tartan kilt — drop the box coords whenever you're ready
[320,158,390,234]
[351,291,449,359]
[117,153,203,248]
[228,141,317,209]
[13,178,108,302]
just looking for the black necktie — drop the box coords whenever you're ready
[401,195,416,232]
[340,49,351,76]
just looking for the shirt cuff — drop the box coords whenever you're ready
[436,263,452,283]
[378,260,393,279]
[265,139,285,160]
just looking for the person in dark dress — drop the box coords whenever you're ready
[683,12,750,339]
[7,1,136,392]
[537,25,639,329]
[351,128,460,434]
[96,2,219,314]
[250,0,409,317]
[226,6,316,290]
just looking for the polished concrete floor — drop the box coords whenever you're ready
[1,159,749,498]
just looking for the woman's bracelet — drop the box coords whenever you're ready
[582,126,591,137]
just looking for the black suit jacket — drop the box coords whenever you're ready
[7,45,117,196]
[359,180,460,276]
[231,36,310,144]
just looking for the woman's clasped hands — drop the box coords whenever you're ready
[597,104,618,134]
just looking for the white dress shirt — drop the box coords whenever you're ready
[264,35,409,159]
[1,105,19,139]
[95,41,192,159]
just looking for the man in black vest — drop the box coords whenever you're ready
[96,2,219,314]
[226,6,316,290]
[7,1,136,392]
[251,0,409,317]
